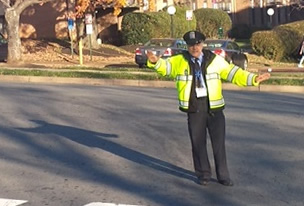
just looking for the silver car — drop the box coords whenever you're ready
[203,39,248,70]
[135,38,187,68]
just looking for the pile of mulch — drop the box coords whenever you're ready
[20,39,134,65]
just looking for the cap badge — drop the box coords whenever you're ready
[189,31,195,39]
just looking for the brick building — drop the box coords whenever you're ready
[0,0,302,41]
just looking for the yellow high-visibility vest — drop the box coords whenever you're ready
[147,50,258,111]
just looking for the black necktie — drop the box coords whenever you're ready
[194,58,200,69]
[194,59,202,88]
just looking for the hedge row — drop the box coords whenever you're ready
[121,6,304,62]
[121,7,231,45]
[194,8,231,39]
[251,21,304,61]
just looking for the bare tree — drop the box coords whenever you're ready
[290,0,304,14]
[75,0,127,48]
[0,0,54,63]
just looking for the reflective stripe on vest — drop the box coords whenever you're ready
[180,98,224,109]
[209,98,225,107]
[179,100,189,108]
[227,66,239,82]
[247,73,255,85]
[155,61,161,70]
[206,73,220,80]
[176,75,193,81]
[166,60,172,75]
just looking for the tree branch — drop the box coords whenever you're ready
[13,0,55,13]
[0,0,11,8]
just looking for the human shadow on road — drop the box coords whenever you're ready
[17,120,196,182]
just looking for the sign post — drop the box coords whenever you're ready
[67,18,74,58]
[267,8,274,28]
[79,37,83,65]
[218,27,223,38]
[167,6,176,38]
[85,13,93,61]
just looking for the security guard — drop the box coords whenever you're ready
[146,31,270,186]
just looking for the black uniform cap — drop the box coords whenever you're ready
[183,31,206,46]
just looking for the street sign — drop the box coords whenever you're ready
[68,18,74,30]
[85,13,93,24]
[86,24,93,35]
[186,10,193,21]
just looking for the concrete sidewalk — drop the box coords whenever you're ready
[0,74,303,94]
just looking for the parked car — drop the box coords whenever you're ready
[203,39,248,70]
[135,38,187,68]
[0,33,8,62]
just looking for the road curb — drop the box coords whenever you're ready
[0,75,303,93]
[0,75,176,88]
[222,83,304,93]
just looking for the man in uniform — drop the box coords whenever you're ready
[146,31,270,186]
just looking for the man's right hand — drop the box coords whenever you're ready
[256,73,271,83]
[146,50,160,64]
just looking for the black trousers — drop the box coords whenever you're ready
[187,110,230,181]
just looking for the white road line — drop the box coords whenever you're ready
[0,198,27,206]
[84,203,143,206]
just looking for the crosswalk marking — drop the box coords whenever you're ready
[0,198,27,206]
[0,199,142,206]
[84,203,143,206]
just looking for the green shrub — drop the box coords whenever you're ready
[121,13,155,45]
[145,7,196,38]
[146,12,170,38]
[251,31,284,61]
[121,7,196,45]
[194,8,232,38]
[274,24,303,58]
[170,7,196,38]
[251,20,304,61]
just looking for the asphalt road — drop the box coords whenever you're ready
[0,82,303,206]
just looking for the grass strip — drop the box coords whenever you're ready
[59,66,154,72]
[0,69,172,81]
[263,78,304,86]
[0,69,303,85]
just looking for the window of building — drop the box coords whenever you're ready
[211,0,232,12]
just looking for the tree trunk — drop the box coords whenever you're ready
[5,8,22,64]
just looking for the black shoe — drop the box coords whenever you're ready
[218,179,234,186]
[198,178,210,186]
